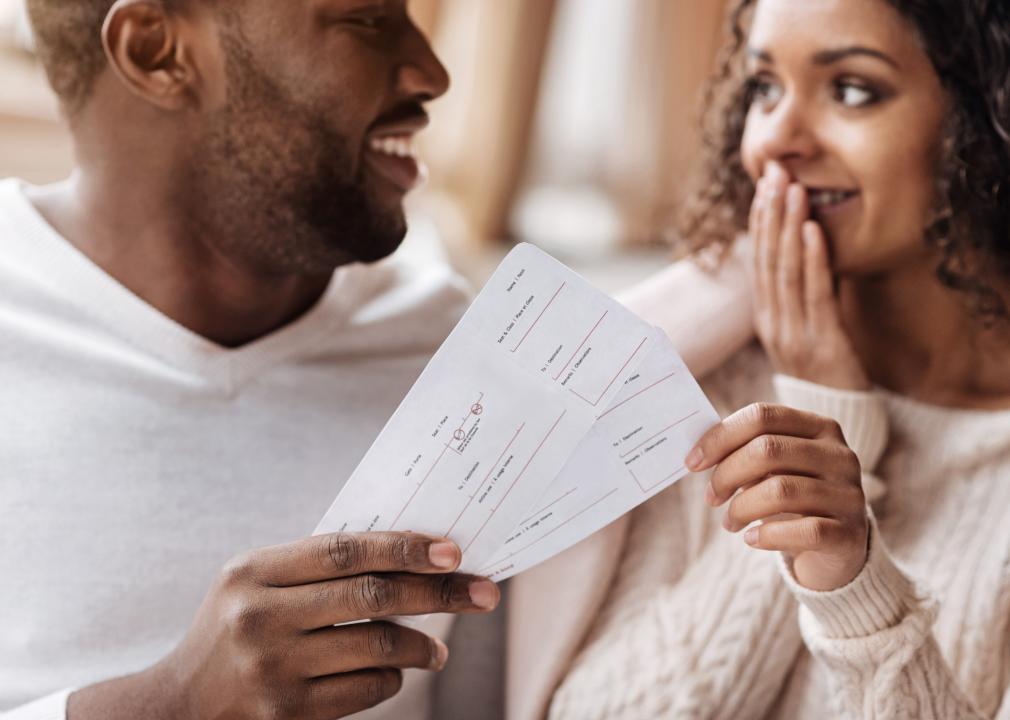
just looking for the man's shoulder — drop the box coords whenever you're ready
[0,177,28,228]
[0,177,53,282]
[336,222,472,354]
[352,251,471,327]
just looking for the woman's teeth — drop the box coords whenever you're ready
[368,135,417,159]
[808,189,857,208]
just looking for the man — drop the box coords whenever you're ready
[0,1,502,718]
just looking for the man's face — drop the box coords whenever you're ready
[186,0,449,275]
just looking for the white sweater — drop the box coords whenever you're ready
[0,179,470,719]
[550,344,1010,719]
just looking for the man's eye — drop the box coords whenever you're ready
[834,80,879,108]
[347,14,387,30]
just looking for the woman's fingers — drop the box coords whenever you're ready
[759,163,788,318]
[742,515,850,554]
[777,184,808,343]
[687,402,841,473]
[708,434,858,504]
[802,220,839,329]
[722,474,863,532]
[751,179,770,323]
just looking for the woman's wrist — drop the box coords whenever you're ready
[777,514,920,639]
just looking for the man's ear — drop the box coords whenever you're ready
[102,0,198,111]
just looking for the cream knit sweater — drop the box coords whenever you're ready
[549,344,1010,720]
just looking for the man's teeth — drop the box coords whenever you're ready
[809,189,855,207]
[368,135,416,159]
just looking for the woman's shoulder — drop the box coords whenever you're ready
[698,340,776,418]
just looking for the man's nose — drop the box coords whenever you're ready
[752,96,818,170]
[397,29,450,102]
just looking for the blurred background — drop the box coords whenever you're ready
[0,0,733,290]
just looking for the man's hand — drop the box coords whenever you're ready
[68,532,498,720]
[687,403,869,592]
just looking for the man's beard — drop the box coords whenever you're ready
[183,32,406,276]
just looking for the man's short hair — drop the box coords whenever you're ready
[26,1,119,114]
[26,0,196,115]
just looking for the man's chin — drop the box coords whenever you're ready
[332,209,408,266]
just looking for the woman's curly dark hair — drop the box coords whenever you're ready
[681,0,1010,325]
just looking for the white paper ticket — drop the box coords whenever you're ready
[315,243,718,579]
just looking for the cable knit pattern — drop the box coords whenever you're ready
[548,343,1010,720]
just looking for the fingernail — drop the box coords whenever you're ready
[787,184,804,211]
[686,446,704,471]
[744,527,760,546]
[431,639,449,670]
[468,580,499,610]
[803,222,818,248]
[428,541,459,570]
[704,482,717,506]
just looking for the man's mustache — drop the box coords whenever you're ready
[370,101,429,129]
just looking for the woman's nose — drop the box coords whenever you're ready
[751,97,819,169]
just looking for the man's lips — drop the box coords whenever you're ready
[363,112,430,194]
[368,112,429,137]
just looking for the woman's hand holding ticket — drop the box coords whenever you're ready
[687,403,868,592]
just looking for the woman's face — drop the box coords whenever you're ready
[740,0,948,274]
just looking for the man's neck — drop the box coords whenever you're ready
[27,173,333,348]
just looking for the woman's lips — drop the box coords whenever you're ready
[807,188,860,218]
[363,134,426,193]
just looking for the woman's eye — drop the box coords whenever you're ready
[747,75,784,107]
[834,80,879,108]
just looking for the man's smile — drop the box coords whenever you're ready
[364,109,430,193]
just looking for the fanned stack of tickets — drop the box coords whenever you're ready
[315,243,719,581]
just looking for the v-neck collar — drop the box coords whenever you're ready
[1,179,368,393]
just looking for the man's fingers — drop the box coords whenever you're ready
[723,475,860,532]
[289,572,499,629]
[299,622,448,678]
[708,435,855,503]
[232,532,462,587]
[686,402,842,473]
[304,668,404,720]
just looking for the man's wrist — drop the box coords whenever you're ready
[67,661,187,720]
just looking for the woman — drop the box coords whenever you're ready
[508,0,1010,718]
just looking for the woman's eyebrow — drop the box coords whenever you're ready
[745,46,900,70]
[812,46,900,69]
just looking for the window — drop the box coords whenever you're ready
[0,0,30,50]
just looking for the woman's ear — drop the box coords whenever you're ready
[101,0,197,111]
